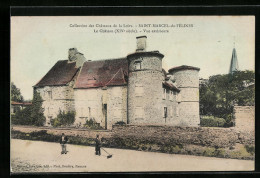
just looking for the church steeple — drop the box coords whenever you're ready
[229,48,239,74]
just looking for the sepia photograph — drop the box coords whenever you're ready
[10,16,255,172]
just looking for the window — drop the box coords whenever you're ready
[47,91,52,99]
[176,103,180,117]
[135,85,144,96]
[163,88,166,99]
[170,91,173,101]
[134,61,141,70]
[163,107,167,118]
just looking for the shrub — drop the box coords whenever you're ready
[215,148,226,157]
[84,118,103,130]
[51,110,76,127]
[200,116,226,127]
[115,121,126,125]
[230,146,251,159]
[203,147,216,157]
[171,145,182,154]
[245,145,255,155]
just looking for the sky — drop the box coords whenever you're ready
[11,16,255,100]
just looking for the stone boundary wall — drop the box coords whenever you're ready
[12,124,254,148]
[12,126,112,139]
[234,106,255,132]
[111,125,255,148]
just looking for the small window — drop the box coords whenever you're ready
[176,103,180,117]
[47,91,52,99]
[163,88,166,99]
[170,91,174,101]
[164,107,167,118]
[134,61,141,70]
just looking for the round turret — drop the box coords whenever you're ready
[127,36,165,125]
[168,65,200,126]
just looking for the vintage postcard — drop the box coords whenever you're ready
[10,16,255,172]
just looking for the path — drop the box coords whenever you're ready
[11,139,254,172]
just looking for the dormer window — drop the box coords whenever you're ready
[134,61,142,70]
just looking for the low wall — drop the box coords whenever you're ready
[111,125,254,148]
[234,106,255,132]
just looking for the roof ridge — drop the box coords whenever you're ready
[84,57,126,63]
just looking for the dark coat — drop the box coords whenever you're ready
[95,138,101,150]
[60,136,68,144]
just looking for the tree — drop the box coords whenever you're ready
[11,82,24,102]
[200,70,255,126]
[30,91,46,126]
[12,91,46,126]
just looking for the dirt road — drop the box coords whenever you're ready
[11,139,254,172]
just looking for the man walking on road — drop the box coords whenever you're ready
[95,134,101,156]
[60,133,68,154]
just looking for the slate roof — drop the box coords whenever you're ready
[74,58,128,89]
[34,60,80,87]
[163,82,180,92]
[168,65,200,73]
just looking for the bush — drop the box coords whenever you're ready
[50,110,75,127]
[115,121,126,125]
[200,116,226,127]
[84,118,103,130]
[245,145,255,155]
[203,147,216,157]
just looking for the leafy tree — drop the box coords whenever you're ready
[11,91,46,126]
[30,91,46,126]
[50,110,75,127]
[11,82,24,102]
[200,70,255,127]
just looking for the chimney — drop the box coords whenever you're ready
[68,48,86,67]
[136,36,147,52]
[68,48,78,61]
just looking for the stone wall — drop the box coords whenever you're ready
[128,70,165,124]
[234,106,255,132]
[36,82,75,126]
[161,89,178,125]
[74,88,103,126]
[107,86,127,129]
[128,56,162,72]
[74,86,127,129]
[112,125,254,148]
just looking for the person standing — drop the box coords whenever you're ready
[60,133,68,154]
[95,134,101,156]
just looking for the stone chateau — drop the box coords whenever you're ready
[34,36,200,129]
